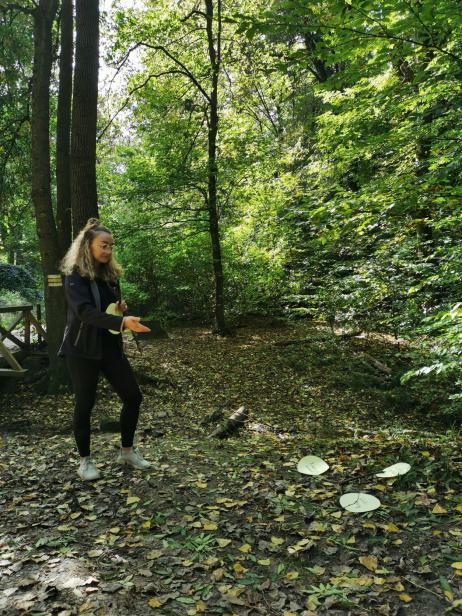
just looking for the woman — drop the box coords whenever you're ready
[59,218,151,481]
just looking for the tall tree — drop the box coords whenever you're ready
[31,0,68,390]
[204,0,226,335]
[56,0,73,253]
[70,0,99,233]
[110,0,230,334]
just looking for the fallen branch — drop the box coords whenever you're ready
[271,338,313,347]
[362,353,392,375]
[209,405,248,439]
[335,330,362,339]
[200,408,225,426]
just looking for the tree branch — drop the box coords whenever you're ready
[116,41,211,103]
[178,110,207,170]
[97,69,187,141]
[257,16,462,66]
[181,8,207,22]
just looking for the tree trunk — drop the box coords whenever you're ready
[303,32,336,83]
[31,0,68,392]
[70,0,99,234]
[205,0,228,335]
[56,0,73,253]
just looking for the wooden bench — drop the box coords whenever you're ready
[0,304,47,377]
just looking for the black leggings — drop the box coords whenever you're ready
[65,352,142,457]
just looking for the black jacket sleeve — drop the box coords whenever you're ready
[64,271,124,331]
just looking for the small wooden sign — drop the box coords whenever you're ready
[47,274,62,287]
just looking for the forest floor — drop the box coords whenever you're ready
[0,319,461,616]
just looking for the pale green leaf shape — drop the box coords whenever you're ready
[297,455,329,476]
[106,303,129,335]
[340,493,381,513]
[376,462,411,478]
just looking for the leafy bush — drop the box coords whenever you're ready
[401,304,462,423]
[0,264,41,304]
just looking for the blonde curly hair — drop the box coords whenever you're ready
[60,218,123,283]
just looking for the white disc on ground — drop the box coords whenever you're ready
[376,462,411,478]
[297,455,329,476]
[340,492,381,513]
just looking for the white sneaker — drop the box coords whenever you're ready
[78,458,101,481]
[116,446,151,470]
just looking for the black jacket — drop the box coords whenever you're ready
[58,269,124,360]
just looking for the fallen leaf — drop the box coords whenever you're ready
[288,539,313,555]
[233,563,248,574]
[383,523,401,533]
[271,536,284,545]
[126,496,140,506]
[217,538,231,547]
[359,555,378,571]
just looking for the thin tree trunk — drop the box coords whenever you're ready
[31,0,68,392]
[303,31,336,83]
[205,0,228,335]
[70,0,99,234]
[56,0,73,253]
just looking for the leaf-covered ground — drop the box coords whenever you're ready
[0,320,461,615]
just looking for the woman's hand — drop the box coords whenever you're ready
[123,316,151,333]
[116,300,128,313]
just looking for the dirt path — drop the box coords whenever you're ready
[0,322,461,615]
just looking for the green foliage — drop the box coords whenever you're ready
[0,264,41,303]
[401,304,462,422]
[0,10,35,264]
